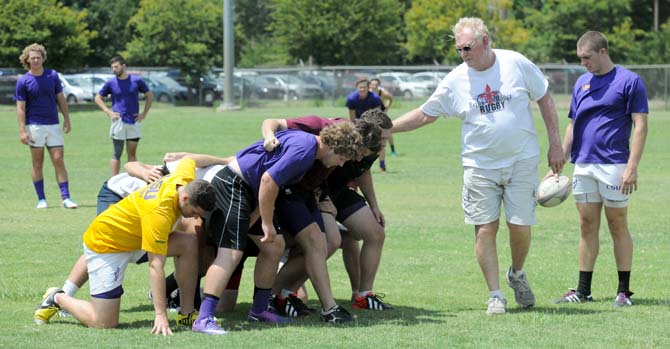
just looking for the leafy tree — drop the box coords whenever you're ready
[0,0,94,70]
[125,0,222,82]
[404,0,529,65]
[270,0,406,65]
[83,0,139,67]
[522,0,639,63]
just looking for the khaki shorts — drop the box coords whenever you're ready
[110,119,141,140]
[84,243,145,297]
[27,124,63,147]
[462,157,538,226]
[572,163,628,208]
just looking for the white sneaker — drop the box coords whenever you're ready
[486,296,507,315]
[62,198,78,209]
[36,199,48,209]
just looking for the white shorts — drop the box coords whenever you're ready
[110,119,141,140]
[462,157,538,226]
[27,124,63,148]
[84,243,146,297]
[572,163,628,208]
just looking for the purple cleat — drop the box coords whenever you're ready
[248,309,293,324]
[192,316,227,335]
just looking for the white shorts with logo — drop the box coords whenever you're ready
[27,124,63,148]
[110,119,141,140]
[462,156,538,226]
[572,163,628,208]
[84,243,145,297]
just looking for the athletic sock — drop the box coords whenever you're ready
[251,287,271,313]
[280,288,294,298]
[58,181,70,200]
[617,270,631,294]
[577,270,593,296]
[33,180,45,200]
[489,289,504,300]
[390,144,396,152]
[62,279,79,297]
[196,294,219,322]
[357,290,371,298]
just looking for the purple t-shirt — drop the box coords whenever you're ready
[345,91,384,119]
[98,75,150,124]
[14,69,63,125]
[237,129,318,195]
[568,66,648,164]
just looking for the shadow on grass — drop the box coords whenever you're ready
[122,299,450,331]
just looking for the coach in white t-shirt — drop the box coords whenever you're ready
[392,17,565,315]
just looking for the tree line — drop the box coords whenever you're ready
[2,0,669,79]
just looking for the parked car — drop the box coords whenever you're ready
[68,73,113,101]
[58,74,88,104]
[150,75,191,101]
[411,71,448,90]
[0,74,19,104]
[256,75,325,100]
[300,73,336,98]
[142,76,176,103]
[377,72,433,99]
[243,75,286,100]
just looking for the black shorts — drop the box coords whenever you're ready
[205,167,255,251]
[330,187,367,222]
[276,187,324,237]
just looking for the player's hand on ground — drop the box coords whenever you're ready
[150,316,173,336]
[263,137,280,152]
[620,167,638,194]
[260,221,277,243]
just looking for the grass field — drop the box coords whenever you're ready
[0,99,669,348]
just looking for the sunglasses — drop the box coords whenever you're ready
[456,39,477,53]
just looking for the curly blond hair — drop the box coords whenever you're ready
[19,43,47,70]
[319,122,363,161]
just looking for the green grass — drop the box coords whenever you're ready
[1,99,669,348]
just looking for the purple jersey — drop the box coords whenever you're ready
[569,66,648,164]
[14,69,63,125]
[346,91,384,119]
[98,75,150,124]
[237,129,318,195]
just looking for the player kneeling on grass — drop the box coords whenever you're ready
[34,158,215,335]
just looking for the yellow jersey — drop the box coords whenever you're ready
[83,159,196,255]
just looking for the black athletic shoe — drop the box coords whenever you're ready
[553,288,594,304]
[270,293,313,317]
[320,305,353,324]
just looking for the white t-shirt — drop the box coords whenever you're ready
[420,49,548,169]
[166,161,225,183]
[107,161,226,197]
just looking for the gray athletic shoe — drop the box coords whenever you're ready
[505,267,535,308]
[486,296,507,315]
[613,291,633,307]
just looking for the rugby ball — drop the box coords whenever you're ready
[536,175,572,207]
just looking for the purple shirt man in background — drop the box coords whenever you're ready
[95,56,153,176]
[14,43,77,209]
[555,31,649,307]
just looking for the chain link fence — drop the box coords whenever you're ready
[3,64,669,109]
